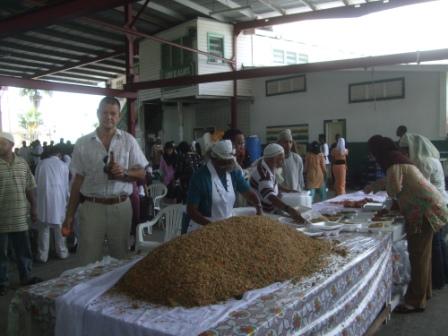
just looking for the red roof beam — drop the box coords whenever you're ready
[126,48,448,90]
[0,0,139,37]
[29,50,125,79]
[0,74,136,98]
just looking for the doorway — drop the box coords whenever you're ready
[324,119,346,146]
[143,103,163,158]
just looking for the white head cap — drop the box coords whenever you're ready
[0,132,14,144]
[278,129,293,141]
[211,140,234,160]
[263,143,284,159]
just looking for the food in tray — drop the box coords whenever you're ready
[372,209,400,221]
[368,221,391,229]
[331,197,380,208]
[319,214,342,222]
[372,216,394,221]
[311,216,330,223]
[338,210,357,215]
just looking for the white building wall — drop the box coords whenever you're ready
[138,18,253,101]
[138,20,198,102]
[197,18,252,97]
[249,31,360,67]
[250,69,447,143]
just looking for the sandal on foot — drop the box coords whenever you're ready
[394,304,425,314]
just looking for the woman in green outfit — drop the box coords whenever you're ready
[367,135,448,313]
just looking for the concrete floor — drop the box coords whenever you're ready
[376,287,448,336]
[1,231,448,335]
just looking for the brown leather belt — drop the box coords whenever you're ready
[84,195,128,205]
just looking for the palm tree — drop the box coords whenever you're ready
[19,88,52,109]
[18,89,52,140]
[19,107,43,141]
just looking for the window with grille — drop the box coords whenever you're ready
[207,33,224,64]
[265,74,306,96]
[273,49,285,64]
[286,51,297,64]
[298,53,309,63]
[349,77,405,103]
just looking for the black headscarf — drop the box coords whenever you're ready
[309,141,320,155]
[162,141,177,167]
[367,135,413,171]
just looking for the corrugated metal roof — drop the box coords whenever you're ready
[0,0,404,87]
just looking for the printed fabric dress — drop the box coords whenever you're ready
[386,163,448,234]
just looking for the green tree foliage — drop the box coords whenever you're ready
[18,89,51,140]
[19,107,43,141]
[19,89,52,109]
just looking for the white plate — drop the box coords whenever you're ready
[362,203,385,211]
[278,216,300,224]
[297,227,324,237]
[310,221,344,231]
[340,223,363,232]
[232,207,257,217]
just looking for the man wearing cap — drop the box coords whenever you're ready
[250,143,306,223]
[62,97,148,265]
[186,140,262,233]
[277,129,304,192]
[0,132,42,296]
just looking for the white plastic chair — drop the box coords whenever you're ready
[148,182,168,214]
[135,204,184,253]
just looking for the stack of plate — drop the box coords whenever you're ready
[296,221,343,237]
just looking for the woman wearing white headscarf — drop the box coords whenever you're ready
[399,134,446,200]
[400,133,448,289]
[186,140,262,233]
[331,137,349,195]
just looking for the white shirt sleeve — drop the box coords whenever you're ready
[128,135,149,169]
[296,154,305,191]
[69,140,85,176]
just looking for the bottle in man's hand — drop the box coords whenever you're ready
[104,151,116,179]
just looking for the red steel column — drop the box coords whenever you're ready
[230,31,238,129]
[0,87,3,132]
[125,4,137,136]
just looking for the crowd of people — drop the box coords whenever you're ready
[1,96,447,318]
[0,94,354,297]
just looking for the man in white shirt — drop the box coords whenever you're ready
[277,129,304,192]
[250,143,305,223]
[35,145,70,262]
[62,97,148,265]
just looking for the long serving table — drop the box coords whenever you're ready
[8,192,407,336]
